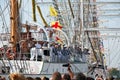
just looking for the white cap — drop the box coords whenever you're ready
[64,45,67,47]
[84,46,88,49]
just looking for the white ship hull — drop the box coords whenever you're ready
[0,60,88,78]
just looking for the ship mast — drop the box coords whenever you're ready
[10,0,19,48]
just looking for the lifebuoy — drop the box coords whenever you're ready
[6,48,16,60]
[0,48,4,57]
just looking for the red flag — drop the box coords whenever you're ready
[51,21,62,30]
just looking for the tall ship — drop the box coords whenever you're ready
[0,0,119,79]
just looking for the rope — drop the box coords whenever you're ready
[68,0,74,19]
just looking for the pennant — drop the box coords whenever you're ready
[49,6,58,17]
[55,36,63,44]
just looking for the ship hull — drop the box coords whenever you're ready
[0,60,88,78]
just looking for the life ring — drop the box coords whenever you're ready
[0,48,4,57]
[6,48,16,60]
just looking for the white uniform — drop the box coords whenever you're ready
[35,43,42,61]
[30,47,36,60]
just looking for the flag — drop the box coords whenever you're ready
[55,36,63,44]
[49,6,58,17]
[51,21,62,30]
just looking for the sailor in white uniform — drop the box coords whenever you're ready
[30,43,43,61]
[30,45,36,60]
[35,42,41,60]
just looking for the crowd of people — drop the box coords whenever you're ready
[0,41,89,62]
[0,64,115,80]
[30,42,88,62]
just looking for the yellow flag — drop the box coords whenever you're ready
[49,6,58,16]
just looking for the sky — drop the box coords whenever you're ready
[96,0,120,68]
[0,0,120,68]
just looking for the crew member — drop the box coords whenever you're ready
[6,44,16,60]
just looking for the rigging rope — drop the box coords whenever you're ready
[52,0,63,24]
[109,38,120,65]
[85,0,98,63]
[68,0,74,19]
[0,2,9,16]
[37,5,48,27]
